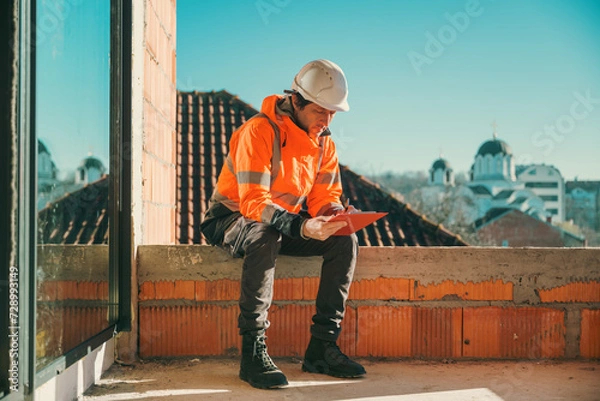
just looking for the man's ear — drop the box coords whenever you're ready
[291,92,299,107]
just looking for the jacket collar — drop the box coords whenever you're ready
[260,94,331,138]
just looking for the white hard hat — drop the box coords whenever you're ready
[291,59,349,112]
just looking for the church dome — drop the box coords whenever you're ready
[38,140,50,155]
[477,139,512,157]
[431,158,451,170]
[80,156,105,171]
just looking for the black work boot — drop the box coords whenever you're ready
[239,333,288,389]
[302,336,366,378]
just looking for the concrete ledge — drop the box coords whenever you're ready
[138,245,600,285]
[37,245,109,281]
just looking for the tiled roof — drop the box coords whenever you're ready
[473,207,512,229]
[515,164,530,176]
[339,166,468,246]
[38,176,109,245]
[469,185,492,195]
[177,90,467,246]
[494,189,514,200]
[177,90,260,243]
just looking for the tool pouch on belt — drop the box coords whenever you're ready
[221,216,255,258]
[199,202,241,247]
[201,206,258,259]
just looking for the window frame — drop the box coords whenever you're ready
[0,1,132,398]
[34,0,133,387]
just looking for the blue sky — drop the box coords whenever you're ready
[36,0,110,177]
[177,0,600,180]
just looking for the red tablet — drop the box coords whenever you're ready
[329,212,388,236]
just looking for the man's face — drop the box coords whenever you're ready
[294,101,336,137]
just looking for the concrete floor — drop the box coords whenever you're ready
[82,358,600,401]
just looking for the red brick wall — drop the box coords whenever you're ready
[135,246,600,360]
[37,280,109,360]
[142,0,177,244]
[137,276,599,359]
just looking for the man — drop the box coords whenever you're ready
[200,59,365,389]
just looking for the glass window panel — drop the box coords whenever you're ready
[35,0,112,370]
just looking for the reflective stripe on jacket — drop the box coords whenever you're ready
[207,94,344,237]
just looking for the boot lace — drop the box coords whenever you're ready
[324,341,351,366]
[253,335,278,371]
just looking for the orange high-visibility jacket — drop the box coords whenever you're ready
[208,94,344,238]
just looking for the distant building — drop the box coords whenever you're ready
[421,133,548,226]
[475,208,585,247]
[467,135,547,222]
[36,143,107,210]
[76,155,106,185]
[38,140,58,190]
[516,164,565,223]
[565,180,600,231]
[470,135,516,185]
[428,157,454,186]
[38,140,60,210]
[418,127,595,245]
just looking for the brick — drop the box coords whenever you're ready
[195,281,206,301]
[171,49,176,84]
[350,278,410,300]
[57,281,78,300]
[408,279,416,301]
[37,305,109,359]
[206,279,240,301]
[539,281,600,303]
[139,281,156,301]
[412,307,462,358]
[356,306,412,357]
[139,305,239,357]
[62,306,108,352]
[339,307,358,356]
[154,280,175,300]
[273,278,303,300]
[268,304,313,357]
[412,279,512,301]
[98,281,109,301]
[463,307,565,358]
[38,281,58,301]
[302,277,320,300]
[173,280,195,300]
[77,281,97,300]
[580,309,600,358]
[267,304,356,357]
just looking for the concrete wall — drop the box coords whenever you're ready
[137,246,600,360]
[34,339,114,401]
[123,0,178,364]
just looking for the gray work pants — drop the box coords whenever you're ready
[222,216,358,342]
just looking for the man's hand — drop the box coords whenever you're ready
[302,216,347,241]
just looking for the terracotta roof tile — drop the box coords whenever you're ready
[177,90,467,246]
